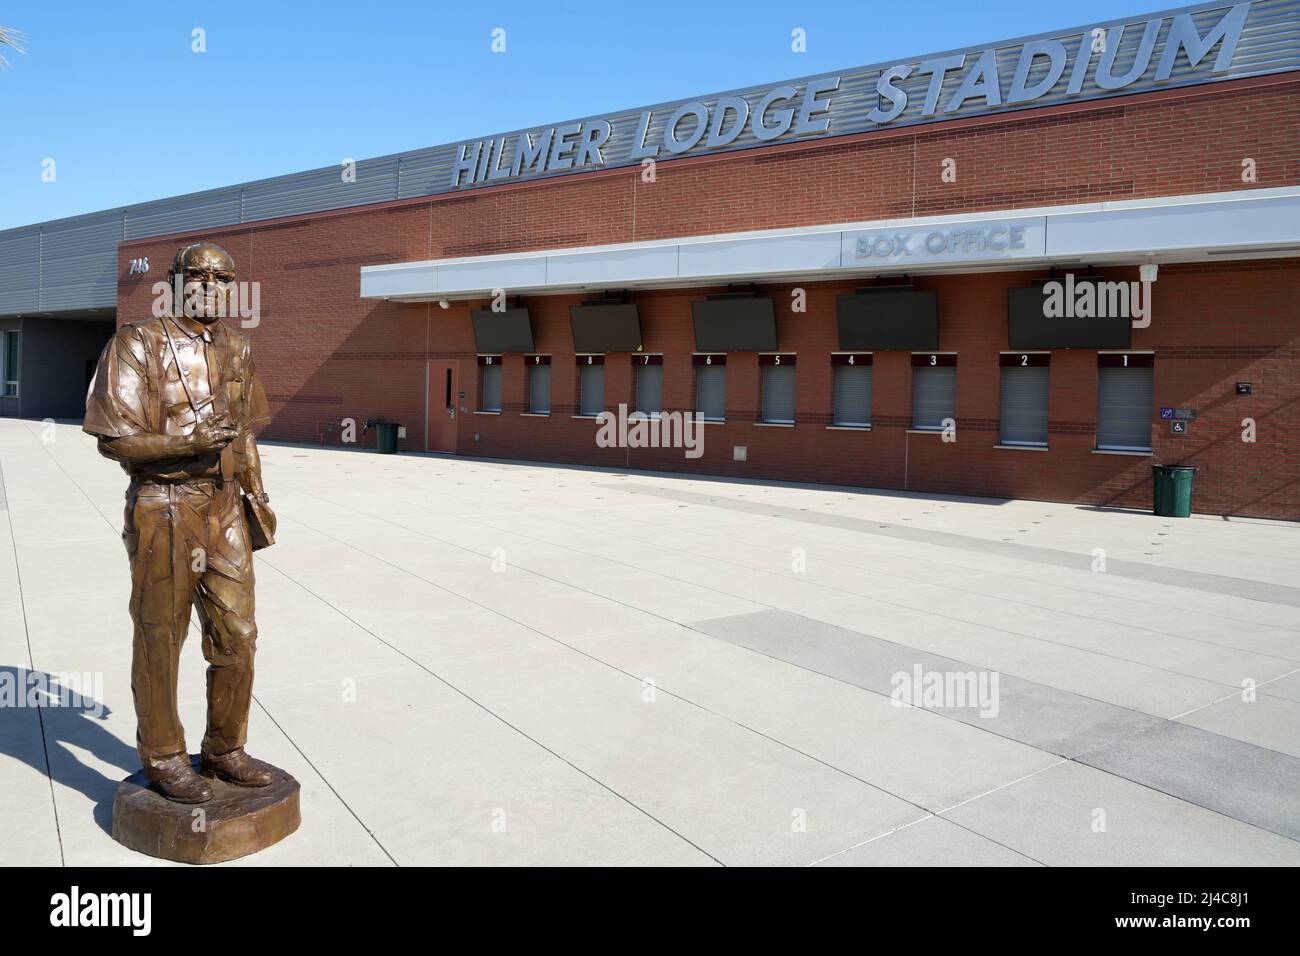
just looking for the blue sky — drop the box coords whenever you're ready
[1,0,1150,230]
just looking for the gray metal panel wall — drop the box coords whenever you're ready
[395,150,453,201]
[124,187,243,240]
[37,213,122,312]
[241,156,400,222]
[0,227,40,314]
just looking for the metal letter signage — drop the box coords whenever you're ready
[442,2,1293,190]
[845,218,1046,264]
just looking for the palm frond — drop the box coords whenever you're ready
[0,26,27,69]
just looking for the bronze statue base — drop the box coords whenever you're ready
[111,756,300,864]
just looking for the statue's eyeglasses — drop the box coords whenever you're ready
[183,268,235,284]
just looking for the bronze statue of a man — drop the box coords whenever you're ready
[85,242,278,804]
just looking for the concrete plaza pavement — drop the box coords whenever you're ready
[1,418,1298,866]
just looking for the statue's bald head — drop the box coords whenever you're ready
[172,241,234,276]
[169,241,235,323]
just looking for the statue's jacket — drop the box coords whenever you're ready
[84,315,270,481]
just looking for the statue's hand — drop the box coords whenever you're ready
[190,414,239,453]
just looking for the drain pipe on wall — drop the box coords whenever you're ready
[903,430,910,491]
[423,305,431,452]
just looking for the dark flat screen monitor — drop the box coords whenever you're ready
[691,297,778,352]
[836,288,939,350]
[471,307,534,353]
[570,303,642,352]
[1007,283,1132,349]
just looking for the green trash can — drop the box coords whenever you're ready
[1152,464,1197,518]
[374,422,399,455]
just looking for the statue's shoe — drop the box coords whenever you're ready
[146,756,213,804]
[200,748,275,788]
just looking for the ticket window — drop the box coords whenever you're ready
[759,354,796,424]
[832,353,872,427]
[577,355,604,417]
[912,353,957,430]
[634,354,663,417]
[1096,353,1154,452]
[526,355,551,415]
[478,355,502,412]
[693,354,726,422]
[999,353,1049,447]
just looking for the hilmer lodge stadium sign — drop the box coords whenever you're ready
[449,1,1298,188]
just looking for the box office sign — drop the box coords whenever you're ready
[449,2,1296,189]
[845,218,1047,264]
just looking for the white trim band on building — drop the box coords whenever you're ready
[358,186,1300,301]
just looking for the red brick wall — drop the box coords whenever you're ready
[115,76,1300,519]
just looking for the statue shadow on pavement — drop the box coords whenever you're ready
[0,665,138,837]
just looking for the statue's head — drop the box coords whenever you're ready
[169,241,235,324]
